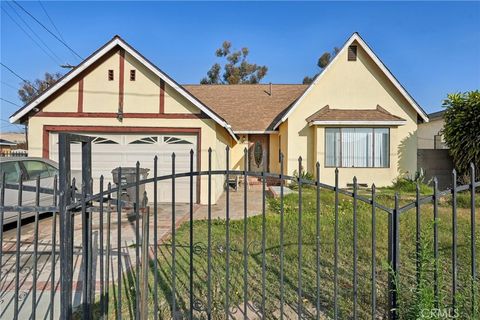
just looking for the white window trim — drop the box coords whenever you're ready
[325,127,390,168]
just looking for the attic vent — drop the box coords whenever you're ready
[348,45,357,61]
[108,69,114,81]
[130,70,136,81]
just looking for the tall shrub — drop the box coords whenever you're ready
[441,90,480,175]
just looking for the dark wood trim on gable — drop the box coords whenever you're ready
[77,78,84,112]
[35,111,209,119]
[119,49,125,113]
[159,79,165,114]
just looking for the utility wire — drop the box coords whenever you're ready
[0,62,40,92]
[0,119,25,131]
[6,2,63,63]
[0,98,22,107]
[12,0,83,60]
[38,1,65,42]
[3,4,63,65]
[1,81,19,91]
[38,0,78,63]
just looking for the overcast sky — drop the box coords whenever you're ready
[1,1,479,132]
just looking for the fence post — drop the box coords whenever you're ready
[388,194,399,320]
[58,133,73,319]
[139,204,150,320]
[470,163,477,317]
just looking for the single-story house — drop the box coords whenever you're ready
[9,32,429,204]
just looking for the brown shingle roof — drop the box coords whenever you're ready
[306,105,406,123]
[183,84,307,131]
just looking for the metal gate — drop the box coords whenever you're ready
[1,132,478,319]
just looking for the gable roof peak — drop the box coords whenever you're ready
[273,33,428,128]
[9,35,237,140]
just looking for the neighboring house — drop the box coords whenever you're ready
[0,139,17,155]
[418,110,447,149]
[417,110,453,189]
[9,33,429,204]
[0,132,26,145]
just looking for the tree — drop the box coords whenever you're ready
[18,72,63,104]
[303,47,340,84]
[200,41,268,84]
[441,90,480,175]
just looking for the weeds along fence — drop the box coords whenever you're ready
[0,133,478,319]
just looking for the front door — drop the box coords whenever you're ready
[248,134,269,172]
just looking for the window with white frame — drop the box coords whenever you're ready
[325,128,390,168]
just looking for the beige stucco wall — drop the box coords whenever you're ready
[278,122,289,172]
[269,134,280,173]
[83,51,120,113]
[229,135,249,170]
[44,82,79,112]
[285,40,419,187]
[123,52,159,113]
[164,85,201,114]
[418,117,444,149]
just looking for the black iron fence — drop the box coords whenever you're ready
[0,133,478,319]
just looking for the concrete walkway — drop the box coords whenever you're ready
[195,185,265,220]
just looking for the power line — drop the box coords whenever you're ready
[38,1,65,42]
[0,97,22,107]
[1,81,19,91]
[12,0,83,60]
[38,1,78,63]
[0,62,40,92]
[0,119,25,131]
[2,4,63,65]
[6,2,64,64]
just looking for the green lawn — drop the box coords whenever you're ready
[94,187,479,319]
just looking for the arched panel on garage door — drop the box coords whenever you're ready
[49,132,198,203]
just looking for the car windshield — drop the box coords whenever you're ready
[22,160,52,180]
[0,161,21,183]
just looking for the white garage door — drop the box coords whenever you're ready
[49,133,197,203]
